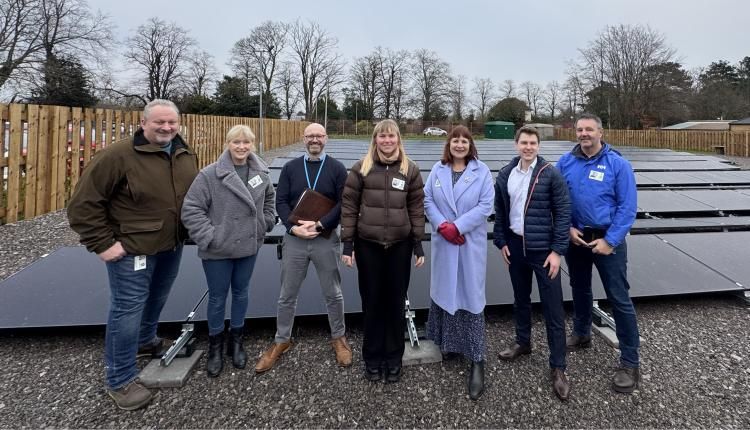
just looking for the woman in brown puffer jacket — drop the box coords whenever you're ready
[340,119,425,384]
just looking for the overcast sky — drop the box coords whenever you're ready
[100,0,749,86]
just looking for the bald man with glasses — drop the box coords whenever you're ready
[255,123,352,373]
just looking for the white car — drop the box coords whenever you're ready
[422,127,447,136]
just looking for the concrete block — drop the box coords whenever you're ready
[593,325,619,349]
[138,349,204,388]
[402,340,442,366]
[593,326,645,350]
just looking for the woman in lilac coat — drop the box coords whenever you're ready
[424,125,494,401]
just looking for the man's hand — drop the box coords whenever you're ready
[543,251,561,279]
[98,241,126,262]
[341,252,355,267]
[569,227,589,247]
[292,220,319,239]
[501,245,511,265]
[414,255,425,268]
[589,239,615,255]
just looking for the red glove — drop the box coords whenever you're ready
[438,222,464,245]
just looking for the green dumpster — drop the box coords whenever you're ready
[484,121,515,139]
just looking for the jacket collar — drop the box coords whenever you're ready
[571,141,610,161]
[436,159,481,213]
[216,149,269,178]
[132,128,192,154]
[504,155,548,175]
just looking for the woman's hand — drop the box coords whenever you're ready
[414,255,425,268]
[341,251,355,267]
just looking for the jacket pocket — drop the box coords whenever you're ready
[120,219,164,234]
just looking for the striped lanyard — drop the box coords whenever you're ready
[303,156,326,191]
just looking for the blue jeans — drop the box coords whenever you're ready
[104,246,183,389]
[507,234,567,369]
[566,240,640,368]
[202,255,258,336]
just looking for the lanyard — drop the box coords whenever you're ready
[303,156,326,191]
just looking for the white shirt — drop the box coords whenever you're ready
[508,158,538,236]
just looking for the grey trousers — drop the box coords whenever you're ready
[274,231,345,343]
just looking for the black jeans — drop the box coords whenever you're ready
[355,238,412,368]
[507,234,567,370]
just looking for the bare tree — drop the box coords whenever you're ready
[449,74,467,120]
[288,20,344,121]
[543,80,563,120]
[372,47,410,118]
[349,54,380,120]
[563,68,585,120]
[411,48,451,121]
[229,20,288,111]
[575,24,676,128]
[184,50,217,97]
[391,66,409,120]
[471,77,495,120]
[0,0,112,93]
[521,80,542,119]
[275,61,301,119]
[499,79,516,99]
[123,17,195,102]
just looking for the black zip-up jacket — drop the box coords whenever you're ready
[492,155,571,255]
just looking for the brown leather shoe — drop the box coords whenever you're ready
[331,336,352,367]
[566,334,592,352]
[254,341,292,373]
[498,343,531,361]
[551,368,570,401]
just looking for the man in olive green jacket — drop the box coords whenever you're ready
[67,99,198,411]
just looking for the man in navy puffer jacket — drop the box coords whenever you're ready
[557,113,640,394]
[493,125,571,401]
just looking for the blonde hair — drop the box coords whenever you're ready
[225,125,256,148]
[360,119,410,176]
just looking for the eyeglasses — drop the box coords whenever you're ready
[304,134,327,140]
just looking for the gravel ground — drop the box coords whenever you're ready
[1,145,749,428]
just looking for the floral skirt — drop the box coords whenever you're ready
[426,300,486,362]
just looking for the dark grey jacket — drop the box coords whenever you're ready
[181,149,276,259]
[493,155,571,255]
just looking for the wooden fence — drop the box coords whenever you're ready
[0,103,309,224]
[555,128,750,157]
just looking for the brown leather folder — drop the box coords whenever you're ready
[288,188,335,226]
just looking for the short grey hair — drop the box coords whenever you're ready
[576,113,603,129]
[143,99,179,119]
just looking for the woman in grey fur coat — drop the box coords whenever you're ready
[181,125,276,377]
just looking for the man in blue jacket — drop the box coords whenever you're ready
[493,125,571,401]
[556,113,640,393]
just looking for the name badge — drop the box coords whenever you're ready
[392,178,406,190]
[588,170,604,182]
[134,255,147,271]
[248,175,263,188]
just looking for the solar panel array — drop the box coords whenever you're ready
[1,139,748,328]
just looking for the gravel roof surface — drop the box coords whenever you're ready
[0,144,749,429]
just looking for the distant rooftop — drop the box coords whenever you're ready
[661,120,734,130]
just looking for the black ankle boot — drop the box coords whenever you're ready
[206,333,224,377]
[227,327,247,369]
[468,360,485,400]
